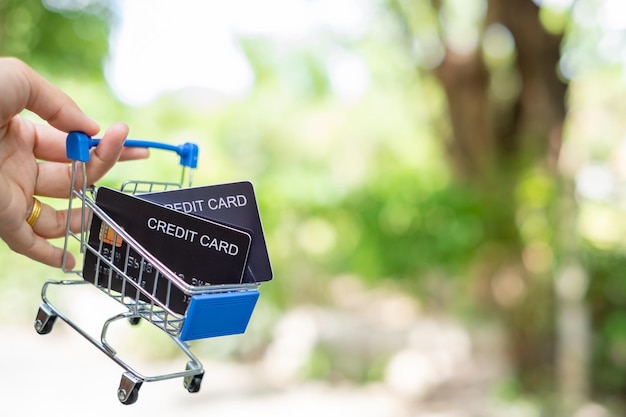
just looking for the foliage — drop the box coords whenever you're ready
[583,245,626,409]
[0,0,114,79]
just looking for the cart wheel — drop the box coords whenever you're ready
[118,372,143,405]
[183,361,204,393]
[128,316,141,326]
[119,386,139,405]
[34,304,57,335]
[185,372,204,393]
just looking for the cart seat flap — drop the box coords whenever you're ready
[179,290,259,341]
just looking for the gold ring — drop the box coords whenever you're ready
[26,197,42,227]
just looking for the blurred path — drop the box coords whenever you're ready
[0,278,512,416]
[2,325,405,416]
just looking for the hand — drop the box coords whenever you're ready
[0,57,149,269]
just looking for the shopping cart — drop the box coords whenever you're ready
[33,132,260,405]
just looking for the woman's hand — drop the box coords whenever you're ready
[0,57,149,268]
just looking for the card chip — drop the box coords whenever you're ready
[99,223,123,247]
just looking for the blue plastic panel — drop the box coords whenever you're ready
[179,290,259,341]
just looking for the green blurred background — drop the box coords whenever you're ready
[2,0,626,415]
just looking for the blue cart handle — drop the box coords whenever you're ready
[66,131,199,169]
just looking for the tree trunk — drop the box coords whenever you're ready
[435,0,566,178]
[419,0,569,397]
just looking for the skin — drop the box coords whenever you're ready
[0,57,149,269]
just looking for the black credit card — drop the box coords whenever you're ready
[138,181,272,284]
[83,187,252,314]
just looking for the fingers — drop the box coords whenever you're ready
[32,123,70,162]
[0,58,149,270]
[12,199,85,269]
[4,221,75,269]
[0,58,99,135]
[17,58,100,136]
[30,201,84,240]
[119,146,150,161]
[34,122,133,197]
[33,123,150,163]
[81,122,129,185]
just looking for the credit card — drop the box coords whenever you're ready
[83,187,252,314]
[138,181,272,284]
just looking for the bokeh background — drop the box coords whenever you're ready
[2,0,626,416]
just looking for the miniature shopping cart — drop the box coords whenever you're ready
[34,132,260,405]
